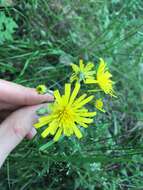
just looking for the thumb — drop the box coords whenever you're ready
[0,104,46,167]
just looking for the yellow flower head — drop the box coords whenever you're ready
[34,83,96,141]
[86,58,116,97]
[95,99,105,113]
[70,59,95,83]
[36,85,47,95]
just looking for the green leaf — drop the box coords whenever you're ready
[39,141,55,151]
[36,107,49,115]
[0,12,18,44]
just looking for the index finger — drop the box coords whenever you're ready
[0,80,54,106]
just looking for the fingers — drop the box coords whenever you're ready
[0,102,19,111]
[0,103,47,166]
[5,104,43,141]
[0,111,12,123]
[0,79,54,106]
[0,102,21,123]
[0,103,20,123]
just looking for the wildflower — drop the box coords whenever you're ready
[95,99,105,113]
[34,83,96,141]
[70,59,95,83]
[36,85,47,94]
[86,58,116,97]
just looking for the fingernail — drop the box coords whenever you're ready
[27,127,37,139]
[31,127,37,137]
[43,93,54,102]
[47,90,54,95]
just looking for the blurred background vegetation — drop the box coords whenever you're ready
[0,0,143,189]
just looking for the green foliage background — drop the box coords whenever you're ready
[0,0,143,189]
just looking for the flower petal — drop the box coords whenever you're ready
[34,119,50,128]
[85,79,98,84]
[54,89,62,103]
[54,128,62,141]
[41,127,50,138]
[72,94,87,107]
[79,59,84,71]
[72,124,82,139]
[74,95,94,108]
[64,83,71,104]
[76,116,93,124]
[77,111,97,117]
[69,82,80,105]
[71,63,80,73]
[85,62,94,71]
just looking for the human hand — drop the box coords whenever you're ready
[0,79,53,122]
[0,80,54,167]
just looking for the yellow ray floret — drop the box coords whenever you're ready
[70,59,96,83]
[34,83,96,141]
[86,58,116,97]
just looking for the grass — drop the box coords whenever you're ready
[0,0,143,189]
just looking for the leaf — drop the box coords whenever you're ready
[39,141,55,151]
[0,12,18,44]
[36,107,49,115]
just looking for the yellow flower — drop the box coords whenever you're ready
[95,99,105,113]
[34,83,96,141]
[86,58,116,97]
[70,59,95,83]
[36,85,47,94]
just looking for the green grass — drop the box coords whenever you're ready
[0,0,143,189]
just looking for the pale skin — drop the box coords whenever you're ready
[0,80,54,167]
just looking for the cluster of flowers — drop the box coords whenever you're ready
[35,58,116,142]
